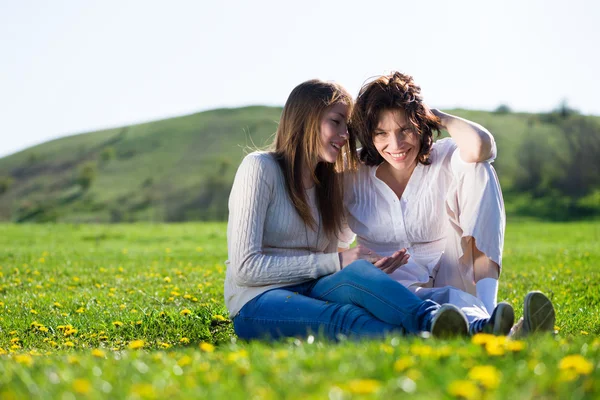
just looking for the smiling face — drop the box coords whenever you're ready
[318,102,349,164]
[373,109,420,171]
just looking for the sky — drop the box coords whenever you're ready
[1,0,599,158]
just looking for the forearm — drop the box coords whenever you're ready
[433,110,495,162]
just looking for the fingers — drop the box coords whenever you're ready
[377,250,410,274]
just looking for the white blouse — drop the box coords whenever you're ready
[343,138,498,288]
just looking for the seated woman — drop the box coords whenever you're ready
[343,71,555,336]
[225,78,471,341]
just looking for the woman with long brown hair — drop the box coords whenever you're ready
[225,79,470,340]
[344,71,555,337]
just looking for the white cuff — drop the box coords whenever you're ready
[476,277,498,315]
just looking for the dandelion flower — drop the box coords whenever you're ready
[394,356,415,372]
[468,365,501,389]
[180,309,192,316]
[448,380,481,400]
[199,342,215,353]
[112,321,123,328]
[92,349,106,358]
[559,354,594,375]
[73,379,91,394]
[180,337,190,344]
[14,354,34,366]
[128,340,145,350]
[346,379,381,394]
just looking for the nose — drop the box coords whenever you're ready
[388,132,404,149]
[339,126,349,139]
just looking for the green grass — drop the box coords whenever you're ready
[0,221,599,399]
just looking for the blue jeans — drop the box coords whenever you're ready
[233,260,440,341]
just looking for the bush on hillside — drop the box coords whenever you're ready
[0,176,13,195]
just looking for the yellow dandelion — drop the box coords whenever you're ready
[506,340,526,352]
[468,365,501,389]
[64,328,78,337]
[199,342,215,353]
[559,354,594,375]
[471,333,495,345]
[73,378,91,394]
[485,341,506,356]
[212,314,227,322]
[163,276,171,283]
[112,321,123,328]
[178,355,193,366]
[130,383,154,398]
[180,337,190,344]
[9,330,17,336]
[64,341,75,348]
[183,294,192,299]
[14,354,34,367]
[410,343,434,357]
[159,311,167,317]
[30,309,38,314]
[92,349,106,358]
[180,309,192,316]
[10,337,20,343]
[160,342,171,349]
[580,331,589,335]
[119,304,126,310]
[448,380,481,400]
[53,302,62,308]
[128,340,145,350]
[346,379,381,394]
[394,356,415,372]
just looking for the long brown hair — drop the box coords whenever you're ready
[351,71,442,166]
[273,79,358,238]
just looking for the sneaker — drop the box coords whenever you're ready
[431,304,469,338]
[510,291,555,338]
[470,302,514,336]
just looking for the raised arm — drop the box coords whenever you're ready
[431,109,496,163]
[227,154,340,287]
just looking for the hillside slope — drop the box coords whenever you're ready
[0,107,598,222]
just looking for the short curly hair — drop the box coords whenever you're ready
[351,71,442,166]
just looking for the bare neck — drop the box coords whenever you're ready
[376,161,417,199]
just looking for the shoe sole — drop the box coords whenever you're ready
[492,302,515,336]
[431,304,469,338]
[524,291,555,334]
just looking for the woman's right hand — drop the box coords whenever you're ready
[339,245,410,274]
[339,244,383,268]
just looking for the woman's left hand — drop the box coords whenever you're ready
[373,249,410,274]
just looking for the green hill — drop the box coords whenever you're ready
[0,106,599,222]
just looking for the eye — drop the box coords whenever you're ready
[331,119,340,126]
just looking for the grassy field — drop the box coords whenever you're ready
[0,221,599,399]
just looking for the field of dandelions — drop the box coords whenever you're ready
[1,221,599,399]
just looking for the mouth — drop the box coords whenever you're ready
[386,149,410,162]
[330,142,344,152]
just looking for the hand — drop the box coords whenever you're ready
[373,249,410,274]
[428,107,446,127]
[339,244,382,268]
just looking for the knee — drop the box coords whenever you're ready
[341,260,380,280]
[463,162,500,189]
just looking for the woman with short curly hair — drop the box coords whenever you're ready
[344,71,555,337]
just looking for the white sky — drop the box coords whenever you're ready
[1,0,599,158]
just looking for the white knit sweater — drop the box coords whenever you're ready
[224,152,352,317]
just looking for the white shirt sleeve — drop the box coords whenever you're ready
[227,153,341,287]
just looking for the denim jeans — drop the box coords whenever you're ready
[233,260,440,341]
